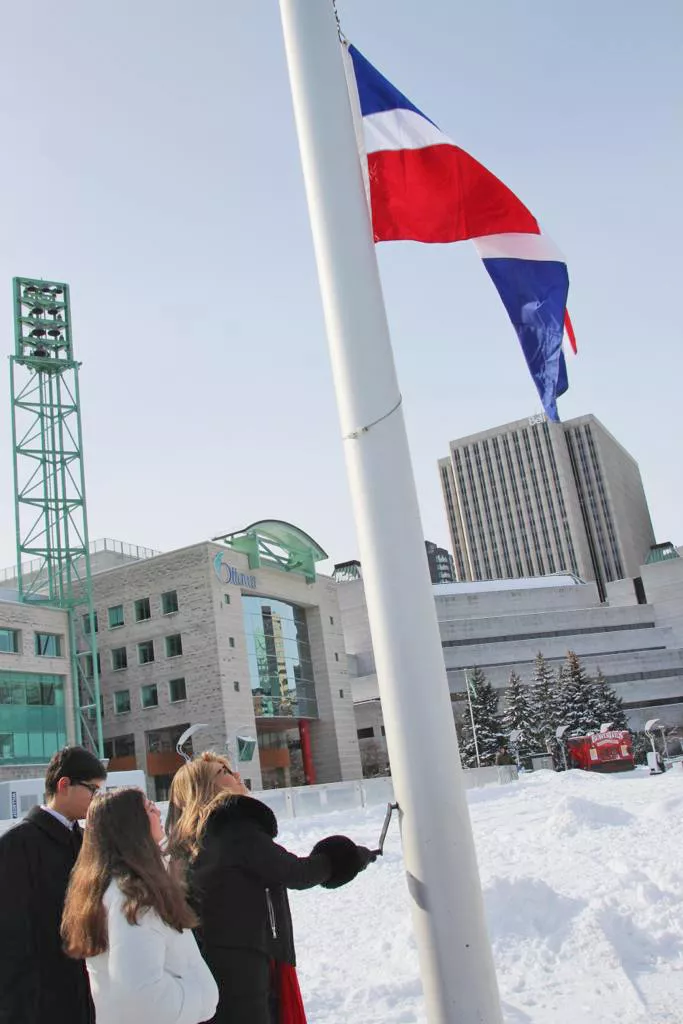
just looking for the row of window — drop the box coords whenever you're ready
[1,629,64,658]
[83,591,180,635]
[357,725,386,740]
[0,673,64,707]
[113,676,188,714]
[102,633,185,671]
[112,676,244,715]
[103,725,192,762]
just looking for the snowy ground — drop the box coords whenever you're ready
[280,769,683,1023]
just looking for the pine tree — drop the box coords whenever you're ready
[502,671,537,757]
[460,666,503,767]
[531,652,559,745]
[592,667,628,730]
[556,650,598,734]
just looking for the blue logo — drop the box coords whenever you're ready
[213,553,256,590]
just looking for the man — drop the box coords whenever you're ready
[495,744,515,766]
[495,744,517,784]
[0,745,107,1024]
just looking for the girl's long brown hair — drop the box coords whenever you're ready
[166,752,234,867]
[61,788,197,959]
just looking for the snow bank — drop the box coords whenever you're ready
[280,768,683,1023]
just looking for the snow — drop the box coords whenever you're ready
[432,571,584,595]
[279,768,683,1023]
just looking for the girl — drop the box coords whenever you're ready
[61,787,218,1024]
[167,752,375,1024]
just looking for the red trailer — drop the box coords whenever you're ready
[566,730,635,773]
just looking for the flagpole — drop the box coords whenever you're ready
[464,669,482,768]
[278,2,503,1021]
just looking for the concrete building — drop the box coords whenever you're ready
[342,554,683,764]
[425,541,456,584]
[0,524,362,796]
[439,414,655,597]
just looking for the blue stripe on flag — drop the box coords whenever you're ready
[348,45,434,123]
[482,258,569,421]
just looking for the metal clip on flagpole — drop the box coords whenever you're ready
[278,2,504,1021]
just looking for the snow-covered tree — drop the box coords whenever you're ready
[531,651,559,744]
[502,671,537,757]
[592,667,628,731]
[556,651,599,734]
[459,666,503,768]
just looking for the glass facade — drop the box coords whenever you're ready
[243,596,318,719]
[0,670,67,764]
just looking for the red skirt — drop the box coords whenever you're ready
[273,962,307,1024]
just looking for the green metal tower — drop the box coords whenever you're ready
[9,277,103,756]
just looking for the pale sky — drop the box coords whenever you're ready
[0,0,681,575]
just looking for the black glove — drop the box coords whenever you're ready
[311,835,375,888]
[355,845,377,870]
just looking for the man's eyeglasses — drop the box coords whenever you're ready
[73,781,102,796]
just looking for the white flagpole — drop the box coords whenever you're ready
[464,669,482,768]
[278,2,503,1020]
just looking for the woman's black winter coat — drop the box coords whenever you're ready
[188,795,331,965]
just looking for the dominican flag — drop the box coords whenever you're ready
[346,44,576,422]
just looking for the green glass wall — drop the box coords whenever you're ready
[242,596,319,719]
[0,671,67,764]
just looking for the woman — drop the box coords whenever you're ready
[167,752,375,1024]
[61,788,218,1024]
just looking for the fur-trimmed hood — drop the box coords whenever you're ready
[205,795,278,839]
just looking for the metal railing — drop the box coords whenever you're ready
[0,538,161,584]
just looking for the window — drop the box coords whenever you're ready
[339,689,344,699]
[114,690,131,714]
[114,734,135,757]
[161,590,179,615]
[137,640,155,665]
[381,726,386,736]
[111,647,128,671]
[26,682,43,705]
[104,734,135,759]
[83,653,101,678]
[334,652,340,662]
[0,671,67,765]
[35,633,62,657]
[224,594,231,605]
[329,616,334,626]
[135,598,151,622]
[168,677,187,703]
[242,594,319,720]
[141,684,158,709]
[0,629,19,654]
[82,612,98,635]
[108,605,124,629]
[229,637,235,648]
[357,727,374,739]
[233,680,240,692]
[165,634,183,658]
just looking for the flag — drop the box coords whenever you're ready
[346,44,576,422]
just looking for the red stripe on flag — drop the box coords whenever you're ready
[367,144,539,244]
[564,310,577,354]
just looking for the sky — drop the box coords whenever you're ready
[0,0,681,575]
